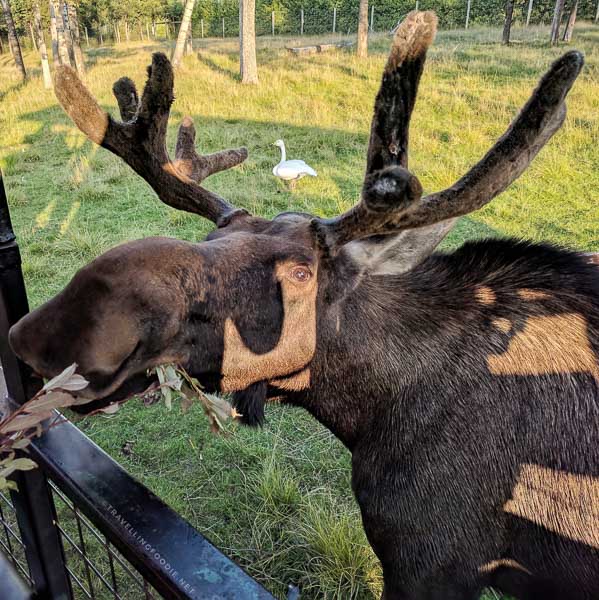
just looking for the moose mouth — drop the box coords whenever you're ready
[69,372,156,415]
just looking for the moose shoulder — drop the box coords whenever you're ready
[9,11,598,600]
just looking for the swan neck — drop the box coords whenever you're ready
[279,143,286,163]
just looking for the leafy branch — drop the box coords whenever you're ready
[0,363,89,492]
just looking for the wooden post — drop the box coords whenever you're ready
[333,6,336,33]
[300,7,304,34]
[465,0,472,28]
[200,18,204,37]
[415,0,419,9]
[99,25,103,45]
[222,17,225,37]
[595,0,599,23]
[526,0,533,25]
[84,25,89,46]
[271,10,274,36]
[369,4,374,31]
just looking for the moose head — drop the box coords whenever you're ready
[9,12,583,426]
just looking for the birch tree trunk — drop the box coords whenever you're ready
[67,2,85,75]
[562,0,578,42]
[0,0,27,81]
[33,2,52,88]
[61,1,76,67]
[357,0,368,58]
[550,0,565,45]
[502,0,515,44]
[49,0,60,66]
[29,22,38,50]
[172,0,195,68]
[240,0,258,83]
[52,0,71,64]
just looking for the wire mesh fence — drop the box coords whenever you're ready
[1,485,161,600]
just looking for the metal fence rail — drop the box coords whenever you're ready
[0,167,278,600]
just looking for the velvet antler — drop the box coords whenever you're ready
[313,11,584,252]
[54,53,248,225]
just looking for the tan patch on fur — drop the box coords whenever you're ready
[221,261,317,392]
[487,313,598,377]
[479,559,531,576]
[492,318,512,334]
[270,368,311,392]
[475,286,496,305]
[504,464,599,548]
[517,288,551,301]
[388,11,437,69]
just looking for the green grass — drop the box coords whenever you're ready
[1,23,598,599]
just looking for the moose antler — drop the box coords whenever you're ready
[54,53,248,225]
[313,11,584,251]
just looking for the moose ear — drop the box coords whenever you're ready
[344,219,456,275]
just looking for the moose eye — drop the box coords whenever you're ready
[289,265,312,283]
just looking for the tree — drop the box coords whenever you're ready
[562,0,578,42]
[33,2,52,87]
[0,0,27,81]
[502,0,515,44]
[66,2,85,75]
[49,0,60,66]
[550,0,565,45]
[172,0,195,68]
[51,0,71,64]
[357,0,368,58]
[240,0,258,84]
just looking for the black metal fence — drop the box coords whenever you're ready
[0,167,278,599]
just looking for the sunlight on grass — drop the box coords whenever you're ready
[1,23,597,599]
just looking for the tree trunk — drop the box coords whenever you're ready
[550,0,565,45]
[526,0,534,26]
[172,0,195,68]
[0,0,27,81]
[185,26,192,55]
[49,0,60,66]
[357,0,368,58]
[502,0,515,44]
[61,1,76,66]
[67,2,85,75]
[33,2,52,88]
[52,0,71,64]
[29,22,38,50]
[240,0,258,83]
[562,0,578,42]
[124,20,129,41]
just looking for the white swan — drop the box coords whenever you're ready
[272,139,317,188]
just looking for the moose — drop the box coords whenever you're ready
[8,11,598,600]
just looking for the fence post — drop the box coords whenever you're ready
[201,18,204,37]
[0,169,73,600]
[300,7,304,34]
[526,0,533,25]
[84,26,89,46]
[465,0,471,28]
[595,0,599,23]
[416,0,419,9]
[333,6,336,33]
[271,11,275,35]
[370,4,374,32]
[222,17,225,37]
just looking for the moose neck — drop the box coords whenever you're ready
[301,258,455,450]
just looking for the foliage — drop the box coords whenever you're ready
[0,363,89,492]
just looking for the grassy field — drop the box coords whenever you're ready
[0,22,598,599]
